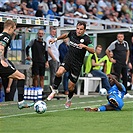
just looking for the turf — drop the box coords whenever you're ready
[0,95,133,133]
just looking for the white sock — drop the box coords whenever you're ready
[67,96,72,102]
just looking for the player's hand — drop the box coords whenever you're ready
[77,43,85,49]
[49,38,56,44]
[108,74,115,81]
[6,87,10,93]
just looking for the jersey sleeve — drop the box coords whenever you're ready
[120,83,126,92]
[0,33,10,47]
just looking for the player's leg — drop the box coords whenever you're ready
[16,80,34,109]
[47,66,66,100]
[0,60,34,108]
[8,70,25,80]
[2,77,16,101]
[11,72,34,109]
[84,104,116,112]
[107,94,119,107]
[63,72,69,95]
[65,81,75,108]
[65,67,80,108]
[8,68,34,109]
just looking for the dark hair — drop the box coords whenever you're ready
[111,72,119,79]
[77,21,86,30]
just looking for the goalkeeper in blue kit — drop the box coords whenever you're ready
[84,73,126,112]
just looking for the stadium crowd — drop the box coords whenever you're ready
[0,0,133,27]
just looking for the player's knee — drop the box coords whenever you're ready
[20,73,25,79]
[68,82,75,91]
[56,70,63,77]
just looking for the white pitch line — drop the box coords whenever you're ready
[0,100,133,119]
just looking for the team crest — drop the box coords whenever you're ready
[80,39,84,43]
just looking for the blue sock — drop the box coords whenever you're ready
[98,105,106,111]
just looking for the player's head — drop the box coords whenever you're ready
[76,21,86,36]
[37,29,44,40]
[4,20,16,35]
[108,72,119,86]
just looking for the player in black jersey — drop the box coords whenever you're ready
[47,21,94,108]
[0,20,34,109]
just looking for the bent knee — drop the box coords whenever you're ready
[68,82,75,91]
[56,71,63,77]
[56,66,66,77]
[21,74,25,79]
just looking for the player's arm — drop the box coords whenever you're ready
[49,33,68,44]
[84,44,94,53]
[0,42,5,58]
[113,78,122,91]
[6,78,13,93]
[108,74,123,91]
[78,43,94,53]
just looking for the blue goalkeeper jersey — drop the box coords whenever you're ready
[108,83,126,99]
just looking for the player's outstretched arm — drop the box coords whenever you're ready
[85,45,94,53]
[49,33,68,44]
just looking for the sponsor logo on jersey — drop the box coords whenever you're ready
[69,41,82,49]
[3,37,9,43]
[80,39,84,43]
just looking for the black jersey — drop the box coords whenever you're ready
[64,31,92,66]
[0,32,11,57]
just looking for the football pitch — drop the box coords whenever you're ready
[0,94,133,133]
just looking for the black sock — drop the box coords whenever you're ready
[68,90,74,100]
[17,79,25,102]
[53,76,62,90]
[18,94,23,102]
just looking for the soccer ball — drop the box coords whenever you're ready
[99,88,107,96]
[34,101,47,114]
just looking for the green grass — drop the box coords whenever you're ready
[0,95,133,133]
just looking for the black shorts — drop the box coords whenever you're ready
[61,59,82,83]
[32,62,45,76]
[0,60,16,78]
